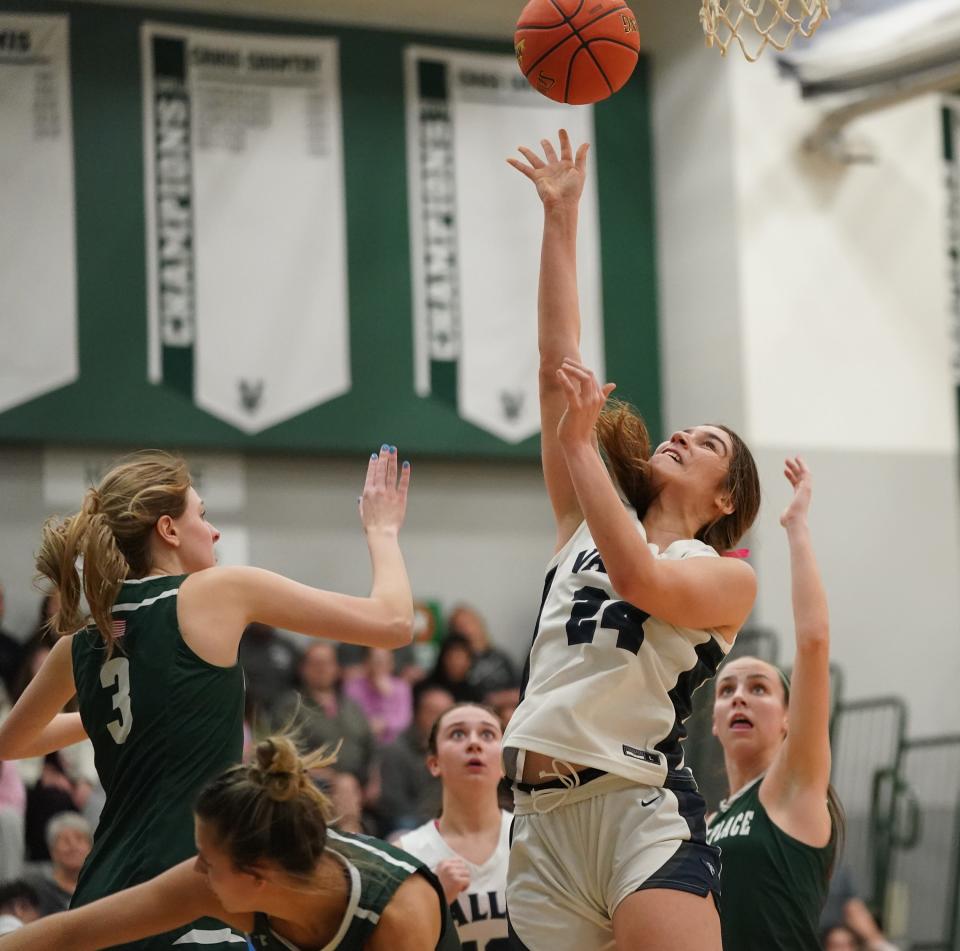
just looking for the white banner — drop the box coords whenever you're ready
[405,46,605,444]
[42,448,247,514]
[0,15,77,414]
[142,24,350,434]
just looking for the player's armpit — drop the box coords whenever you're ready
[368,872,444,951]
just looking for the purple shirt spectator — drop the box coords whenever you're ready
[343,648,412,745]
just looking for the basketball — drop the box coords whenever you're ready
[514,0,641,105]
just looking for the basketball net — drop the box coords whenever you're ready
[700,0,830,62]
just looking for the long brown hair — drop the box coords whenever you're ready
[595,401,760,552]
[194,736,336,879]
[34,451,191,654]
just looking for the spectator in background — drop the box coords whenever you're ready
[0,880,39,935]
[820,865,899,951]
[378,683,454,836]
[23,754,80,862]
[447,604,517,697]
[24,812,92,916]
[822,925,863,950]
[337,640,422,684]
[237,621,298,723]
[0,583,24,700]
[325,770,377,836]
[0,763,26,882]
[344,647,413,746]
[421,634,482,704]
[273,642,375,785]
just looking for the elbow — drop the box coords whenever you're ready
[382,613,414,649]
[795,628,830,656]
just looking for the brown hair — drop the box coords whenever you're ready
[427,702,502,756]
[195,736,336,879]
[595,402,760,552]
[34,451,191,654]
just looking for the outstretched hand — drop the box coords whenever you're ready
[555,357,616,449]
[780,456,812,529]
[359,446,411,536]
[507,128,589,209]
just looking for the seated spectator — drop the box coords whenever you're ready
[420,634,482,704]
[821,864,900,951]
[337,640,422,684]
[238,622,298,723]
[822,925,864,950]
[273,642,375,785]
[377,683,454,836]
[24,755,78,862]
[325,770,377,836]
[447,604,517,697]
[0,583,24,700]
[0,763,26,882]
[24,812,92,916]
[0,880,39,935]
[343,647,413,746]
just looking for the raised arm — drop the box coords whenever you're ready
[552,358,756,637]
[0,859,240,951]
[178,446,414,666]
[763,458,833,841]
[0,636,86,760]
[508,129,592,550]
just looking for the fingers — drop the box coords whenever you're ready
[517,145,545,169]
[506,157,537,181]
[386,444,398,490]
[575,141,590,172]
[541,137,559,164]
[397,459,411,502]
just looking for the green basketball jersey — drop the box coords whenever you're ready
[248,829,461,950]
[71,574,245,950]
[707,777,835,950]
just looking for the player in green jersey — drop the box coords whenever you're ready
[708,458,843,949]
[0,735,460,951]
[0,447,414,949]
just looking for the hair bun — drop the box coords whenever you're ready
[254,737,304,802]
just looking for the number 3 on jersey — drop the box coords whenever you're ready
[566,586,650,654]
[100,657,133,744]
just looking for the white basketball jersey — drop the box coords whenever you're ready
[502,516,732,790]
[397,812,511,950]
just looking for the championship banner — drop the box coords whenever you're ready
[142,24,349,434]
[405,46,605,444]
[0,15,77,415]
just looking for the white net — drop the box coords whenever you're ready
[700,0,831,62]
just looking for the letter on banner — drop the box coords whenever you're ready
[142,24,350,433]
[0,15,77,414]
[405,46,604,444]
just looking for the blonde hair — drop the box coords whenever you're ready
[34,451,191,654]
[195,735,337,879]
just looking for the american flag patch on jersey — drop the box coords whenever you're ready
[112,619,127,639]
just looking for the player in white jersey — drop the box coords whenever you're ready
[397,703,511,951]
[503,130,761,951]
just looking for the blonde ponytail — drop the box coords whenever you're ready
[34,451,191,654]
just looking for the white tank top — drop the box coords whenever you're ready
[502,515,732,790]
[396,811,511,950]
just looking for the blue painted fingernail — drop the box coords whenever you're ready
[381,444,389,451]
[390,445,397,454]
[402,461,410,469]
[371,453,378,460]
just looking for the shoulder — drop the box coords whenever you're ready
[369,870,444,951]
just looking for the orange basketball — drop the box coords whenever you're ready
[515,0,640,105]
